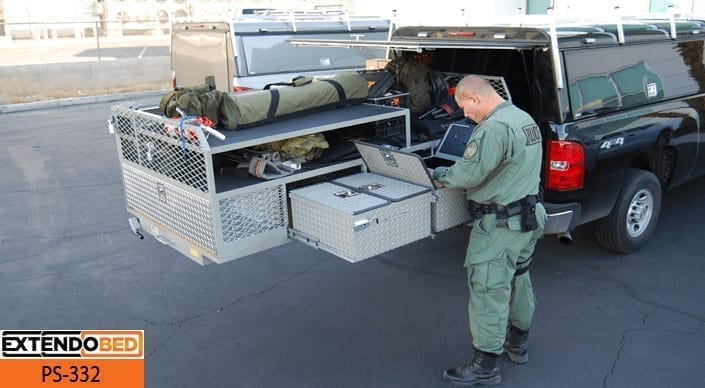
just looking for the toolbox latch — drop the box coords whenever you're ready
[335,190,360,198]
[361,183,384,191]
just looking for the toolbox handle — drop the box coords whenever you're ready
[353,217,377,231]
[155,234,174,246]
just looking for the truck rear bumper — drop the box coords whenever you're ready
[543,202,581,235]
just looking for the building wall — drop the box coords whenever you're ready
[2,0,704,27]
[351,0,524,25]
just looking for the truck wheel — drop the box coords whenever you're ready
[595,169,661,254]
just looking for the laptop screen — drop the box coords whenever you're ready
[435,122,475,161]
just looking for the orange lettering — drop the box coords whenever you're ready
[112,337,125,351]
[124,337,138,352]
[99,337,112,351]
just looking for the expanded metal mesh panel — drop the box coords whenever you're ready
[118,137,139,164]
[487,76,512,102]
[122,164,217,253]
[445,74,512,102]
[113,106,209,192]
[220,185,288,243]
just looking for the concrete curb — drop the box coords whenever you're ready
[0,89,170,114]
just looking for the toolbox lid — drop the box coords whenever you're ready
[289,182,389,215]
[333,172,430,202]
[353,141,436,189]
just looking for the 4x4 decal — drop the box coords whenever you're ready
[600,137,625,150]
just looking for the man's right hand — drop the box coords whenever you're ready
[428,168,444,188]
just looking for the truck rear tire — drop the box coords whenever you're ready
[594,169,662,254]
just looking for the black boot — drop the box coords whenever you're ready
[442,349,501,386]
[503,325,529,364]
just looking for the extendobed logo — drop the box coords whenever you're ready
[1,330,143,358]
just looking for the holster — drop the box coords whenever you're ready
[519,196,539,232]
[469,195,540,231]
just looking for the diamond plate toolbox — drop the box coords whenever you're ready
[289,182,431,263]
[353,141,470,233]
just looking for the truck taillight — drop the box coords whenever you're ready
[545,140,585,191]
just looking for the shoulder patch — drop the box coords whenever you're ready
[522,124,541,146]
[463,141,478,159]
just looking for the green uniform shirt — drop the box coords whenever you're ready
[434,101,542,205]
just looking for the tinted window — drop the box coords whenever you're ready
[240,32,388,75]
[564,41,705,118]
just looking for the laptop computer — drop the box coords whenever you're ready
[433,122,476,162]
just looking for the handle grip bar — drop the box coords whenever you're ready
[174,107,226,141]
[200,125,226,141]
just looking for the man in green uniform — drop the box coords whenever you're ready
[433,76,546,386]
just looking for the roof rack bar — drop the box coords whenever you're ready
[669,8,677,39]
[548,8,564,89]
[290,10,297,33]
[386,10,397,60]
[616,7,625,44]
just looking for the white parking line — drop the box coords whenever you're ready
[137,47,147,58]
[48,50,68,62]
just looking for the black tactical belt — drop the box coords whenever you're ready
[469,195,539,222]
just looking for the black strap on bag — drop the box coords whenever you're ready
[264,79,346,117]
[319,79,346,101]
[263,75,314,90]
[267,89,280,120]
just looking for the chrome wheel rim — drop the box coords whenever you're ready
[626,189,654,238]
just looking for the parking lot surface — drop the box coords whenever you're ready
[1,100,704,387]
[0,35,169,65]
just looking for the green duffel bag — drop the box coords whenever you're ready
[160,72,369,131]
[228,71,369,130]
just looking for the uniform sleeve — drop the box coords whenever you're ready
[434,124,507,190]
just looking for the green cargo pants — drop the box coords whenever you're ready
[465,204,545,354]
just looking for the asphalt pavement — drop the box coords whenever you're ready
[1,99,704,388]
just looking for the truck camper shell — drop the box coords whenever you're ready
[170,11,391,92]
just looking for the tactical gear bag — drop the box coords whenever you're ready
[160,72,368,131]
[254,133,330,162]
[385,57,432,116]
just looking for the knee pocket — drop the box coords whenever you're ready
[471,314,505,351]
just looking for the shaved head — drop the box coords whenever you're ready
[455,76,496,99]
[454,75,505,123]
